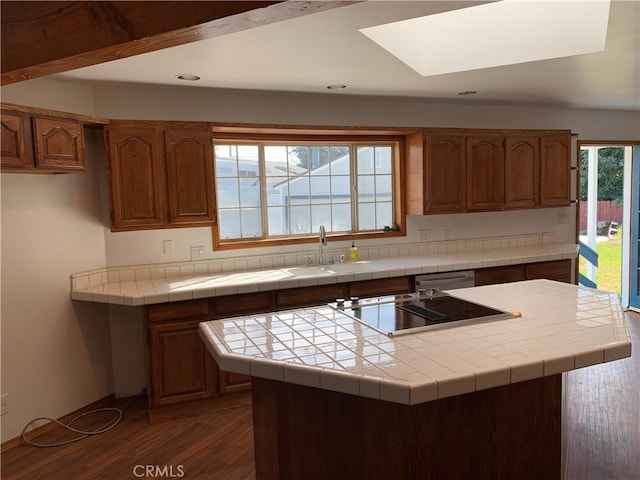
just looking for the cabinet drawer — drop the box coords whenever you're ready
[277,284,347,309]
[215,292,275,317]
[147,299,210,323]
[475,265,526,286]
[349,277,410,297]
[526,259,572,283]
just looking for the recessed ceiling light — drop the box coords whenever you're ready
[458,91,478,96]
[326,84,347,90]
[176,73,200,81]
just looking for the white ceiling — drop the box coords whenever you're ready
[52,0,640,111]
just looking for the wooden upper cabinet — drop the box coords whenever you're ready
[1,110,32,169]
[405,132,426,215]
[466,135,504,211]
[504,135,539,209]
[105,122,217,231]
[405,132,465,214]
[540,134,571,206]
[425,134,466,213]
[165,129,215,226]
[33,116,84,171]
[106,125,166,230]
[2,109,85,173]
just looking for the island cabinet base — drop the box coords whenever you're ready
[251,374,562,480]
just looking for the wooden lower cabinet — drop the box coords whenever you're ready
[219,371,252,395]
[277,284,348,309]
[526,259,572,283]
[145,299,222,421]
[475,265,526,286]
[144,266,571,420]
[215,291,275,317]
[144,277,411,420]
[476,259,572,286]
[148,320,217,407]
[349,277,410,297]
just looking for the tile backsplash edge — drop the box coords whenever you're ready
[70,232,556,289]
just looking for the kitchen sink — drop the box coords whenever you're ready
[282,265,334,276]
[325,262,377,273]
[282,262,377,277]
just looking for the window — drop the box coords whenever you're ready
[212,132,404,248]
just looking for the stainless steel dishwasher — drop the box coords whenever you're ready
[414,270,475,293]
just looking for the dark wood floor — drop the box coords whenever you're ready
[564,310,640,480]
[2,311,638,480]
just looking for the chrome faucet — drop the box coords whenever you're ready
[318,225,328,264]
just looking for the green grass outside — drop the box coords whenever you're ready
[579,231,622,295]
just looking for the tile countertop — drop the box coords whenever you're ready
[71,242,578,306]
[199,279,631,405]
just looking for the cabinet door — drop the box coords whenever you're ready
[466,135,504,211]
[1,110,33,169]
[148,320,217,407]
[504,135,539,209]
[165,129,216,226]
[106,126,166,230]
[425,134,466,213]
[33,116,84,171]
[405,132,426,215]
[540,134,571,206]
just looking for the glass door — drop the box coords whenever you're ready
[630,146,640,310]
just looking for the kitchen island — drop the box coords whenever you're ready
[199,280,631,479]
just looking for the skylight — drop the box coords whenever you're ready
[359,0,611,77]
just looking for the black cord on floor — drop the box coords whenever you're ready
[21,389,145,448]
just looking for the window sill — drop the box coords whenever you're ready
[212,229,406,251]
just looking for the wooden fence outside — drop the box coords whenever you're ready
[578,201,623,229]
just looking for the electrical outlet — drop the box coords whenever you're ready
[1,394,8,416]
[163,240,173,256]
[558,212,570,224]
[419,230,430,242]
[190,246,205,261]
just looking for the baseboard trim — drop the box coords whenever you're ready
[0,394,115,452]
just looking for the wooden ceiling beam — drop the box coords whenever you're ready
[1,1,356,86]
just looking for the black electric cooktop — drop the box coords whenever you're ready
[329,291,520,336]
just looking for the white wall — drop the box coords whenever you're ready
[92,82,639,266]
[1,78,638,442]
[1,80,112,443]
